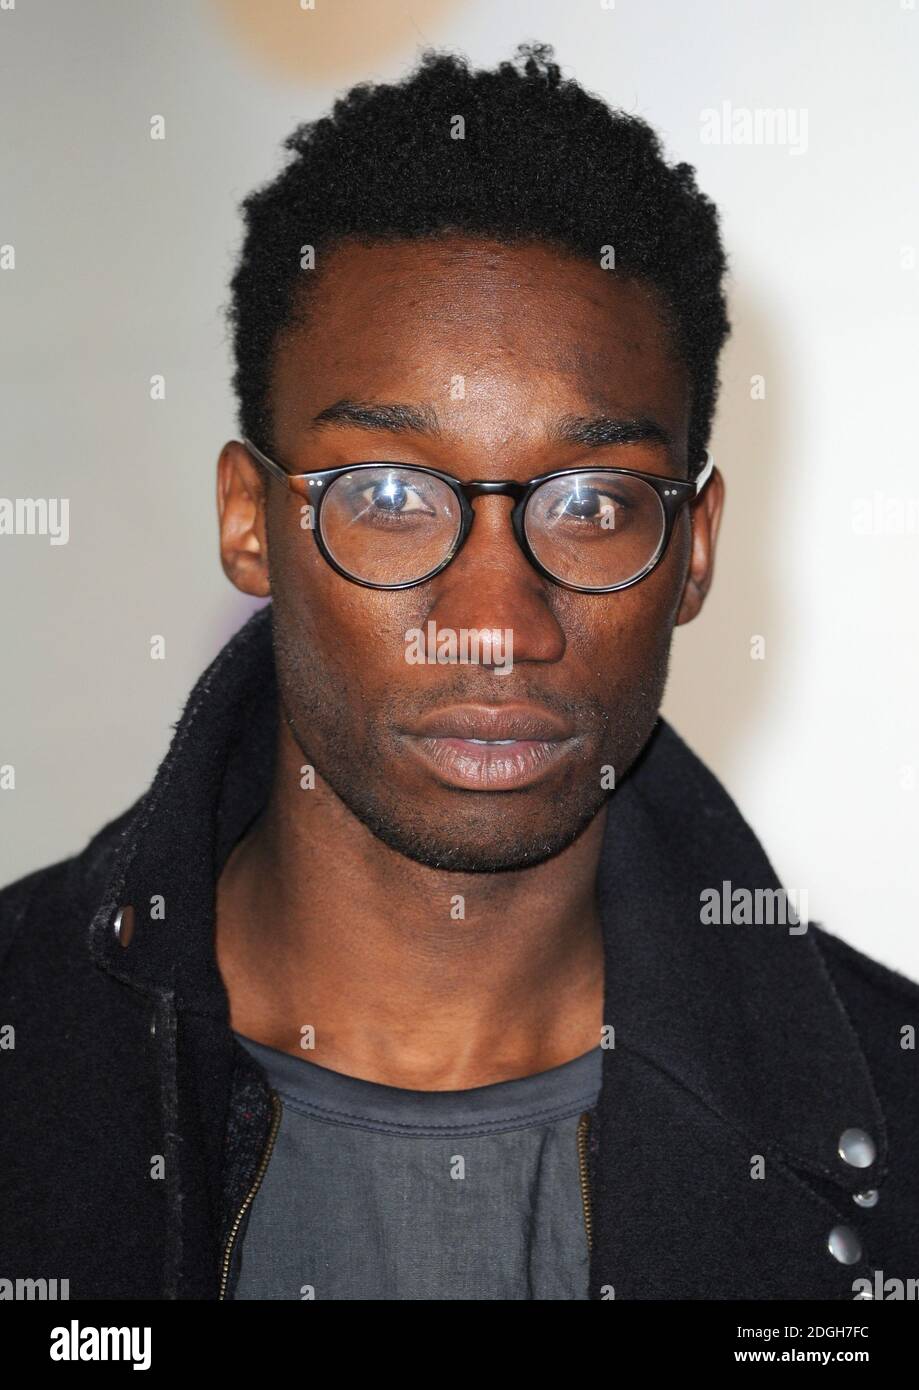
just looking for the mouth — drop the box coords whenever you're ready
[400,704,580,791]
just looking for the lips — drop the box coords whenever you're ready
[400,704,578,791]
[406,704,574,743]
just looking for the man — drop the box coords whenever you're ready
[2,42,917,1302]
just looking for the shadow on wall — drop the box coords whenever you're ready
[209,0,459,81]
[663,282,791,783]
[215,590,270,650]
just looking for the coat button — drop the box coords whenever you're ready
[837,1128,876,1168]
[828,1225,862,1265]
[853,1188,879,1208]
[113,904,135,948]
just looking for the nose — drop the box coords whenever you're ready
[423,495,566,665]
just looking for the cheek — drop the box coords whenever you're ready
[269,508,421,676]
[627,510,693,634]
[557,522,689,676]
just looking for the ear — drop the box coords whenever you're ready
[675,465,725,626]
[217,441,271,598]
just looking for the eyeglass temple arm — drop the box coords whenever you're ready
[694,451,715,495]
[242,437,292,485]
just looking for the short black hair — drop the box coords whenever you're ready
[226,41,730,478]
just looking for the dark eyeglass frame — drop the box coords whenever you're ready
[241,436,715,594]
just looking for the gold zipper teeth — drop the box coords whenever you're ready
[577,1110,594,1253]
[218,1089,283,1300]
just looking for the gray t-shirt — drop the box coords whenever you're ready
[232,1032,603,1300]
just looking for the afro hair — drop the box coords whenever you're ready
[226,41,731,479]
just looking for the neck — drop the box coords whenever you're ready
[215,719,607,1090]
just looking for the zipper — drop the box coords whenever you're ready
[220,1090,590,1293]
[576,1109,594,1253]
[218,1088,283,1300]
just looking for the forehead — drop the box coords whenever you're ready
[269,236,689,453]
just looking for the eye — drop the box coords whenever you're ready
[549,485,632,522]
[352,473,435,515]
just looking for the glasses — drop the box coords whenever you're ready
[242,437,715,594]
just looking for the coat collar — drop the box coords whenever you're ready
[85,602,886,1204]
[598,727,887,1198]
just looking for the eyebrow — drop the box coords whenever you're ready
[306,399,673,450]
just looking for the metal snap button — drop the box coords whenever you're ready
[113,904,135,948]
[828,1225,862,1265]
[837,1128,876,1169]
[853,1189,879,1209]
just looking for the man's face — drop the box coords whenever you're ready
[220,236,722,872]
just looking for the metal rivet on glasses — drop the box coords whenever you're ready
[827,1225,862,1265]
[838,1128,876,1169]
[853,1189,879,1209]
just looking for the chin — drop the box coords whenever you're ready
[358,792,606,874]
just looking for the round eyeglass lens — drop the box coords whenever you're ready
[523,471,667,589]
[320,466,463,585]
